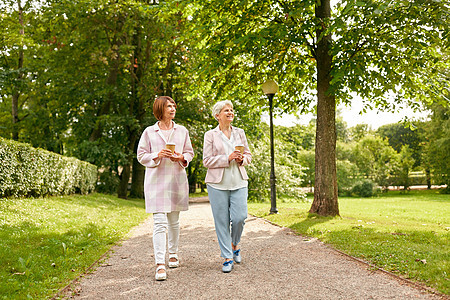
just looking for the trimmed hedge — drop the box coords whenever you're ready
[0,137,97,198]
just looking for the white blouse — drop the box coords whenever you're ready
[161,128,173,141]
[207,131,248,191]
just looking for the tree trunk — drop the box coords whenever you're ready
[426,169,431,189]
[187,163,197,194]
[117,130,136,199]
[129,26,146,199]
[309,0,339,216]
[117,164,131,199]
[12,0,24,141]
[130,135,144,199]
[118,122,139,198]
[12,93,20,140]
[130,157,145,198]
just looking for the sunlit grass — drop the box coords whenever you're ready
[0,193,147,299]
[248,190,450,295]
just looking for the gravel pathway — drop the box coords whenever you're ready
[62,200,444,300]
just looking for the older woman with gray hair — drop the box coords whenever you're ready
[203,100,252,273]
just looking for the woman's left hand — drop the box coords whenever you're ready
[170,151,186,163]
[229,150,243,164]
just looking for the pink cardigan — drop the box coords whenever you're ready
[137,122,194,213]
[203,126,252,184]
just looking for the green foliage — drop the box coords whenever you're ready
[1,0,212,197]
[0,193,147,299]
[246,139,270,202]
[247,124,306,202]
[277,123,316,151]
[189,0,447,216]
[248,190,450,294]
[1,0,448,202]
[336,113,350,142]
[268,115,446,197]
[332,1,449,107]
[423,105,450,188]
[377,123,423,167]
[0,138,97,198]
[277,124,316,189]
[393,145,415,190]
[336,159,359,195]
[349,124,373,142]
[190,0,448,113]
[352,135,398,189]
[297,149,316,188]
[96,170,120,195]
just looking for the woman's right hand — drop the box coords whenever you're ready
[158,149,175,159]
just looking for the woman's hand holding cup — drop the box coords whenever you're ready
[158,148,174,159]
[229,150,243,163]
[157,142,177,159]
[169,151,183,161]
[234,144,244,163]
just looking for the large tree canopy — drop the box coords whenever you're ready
[0,0,212,198]
[188,0,449,215]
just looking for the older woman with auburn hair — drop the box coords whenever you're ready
[137,96,194,281]
[203,100,252,273]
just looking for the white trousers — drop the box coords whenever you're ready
[153,211,180,264]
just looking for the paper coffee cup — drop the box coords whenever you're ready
[235,144,244,154]
[166,142,176,154]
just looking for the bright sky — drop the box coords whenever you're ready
[263,101,430,130]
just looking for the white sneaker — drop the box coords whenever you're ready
[155,265,167,281]
[168,253,179,268]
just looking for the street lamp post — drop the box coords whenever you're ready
[262,79,279,214]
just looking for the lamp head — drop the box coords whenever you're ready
[262,79,279,95]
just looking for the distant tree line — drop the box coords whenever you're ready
[274,105,449,196]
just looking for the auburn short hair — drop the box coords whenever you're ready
[153,96,176,121]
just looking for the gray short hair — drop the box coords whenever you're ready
[212,100,233,121]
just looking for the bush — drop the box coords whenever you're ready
[351,180,375,197]
[439,186,450,194]
[0,137,97,198]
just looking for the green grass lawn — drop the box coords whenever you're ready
[248,190,450,295]
[0,193,148,299]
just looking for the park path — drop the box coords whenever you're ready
[61,198,444,300]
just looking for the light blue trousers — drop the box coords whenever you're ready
[207,186,248,259]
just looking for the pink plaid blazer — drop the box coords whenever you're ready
[203,126,252,184]
[137,122,194,213]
